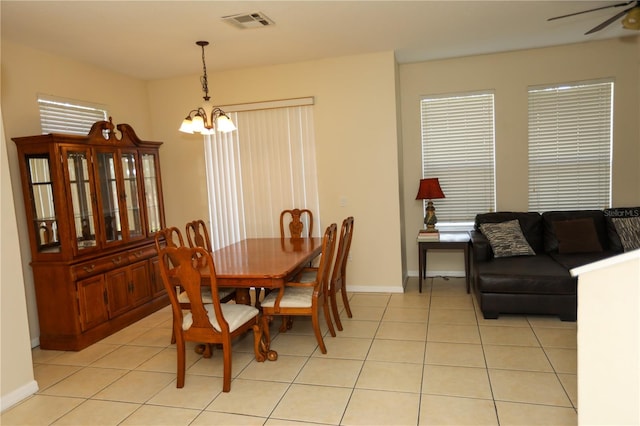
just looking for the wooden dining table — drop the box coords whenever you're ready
[203,237,322,361]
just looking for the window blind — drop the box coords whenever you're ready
[528,81,612,211]
[204,100,319,250]
[420,92,496,222]
[38,94,108,135]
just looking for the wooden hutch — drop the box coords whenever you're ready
[13,119,168,350]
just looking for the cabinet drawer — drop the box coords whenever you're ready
[128,245,156,263]
[71,253,129,280]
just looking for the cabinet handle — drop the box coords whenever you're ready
[133,250,143,258]
[83,264,96,272]
[112,256,122,265]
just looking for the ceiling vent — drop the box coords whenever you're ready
[222,12,274,29]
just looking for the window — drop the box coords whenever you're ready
[204,98,319,250]
[38,94,108,135]
[420,92,496,226]
[528,80,613,211]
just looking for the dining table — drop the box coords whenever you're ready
[203,237,322,361]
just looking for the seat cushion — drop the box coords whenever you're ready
[178,287,234,304]
[476,255,575,294]
[261,287,314,308]
[182,303,258,332]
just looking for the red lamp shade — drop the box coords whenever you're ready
[415,178,445,200]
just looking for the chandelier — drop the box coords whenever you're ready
[179,41,236,135]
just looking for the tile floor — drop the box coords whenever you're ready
[1,277,577,425]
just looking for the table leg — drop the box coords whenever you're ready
[253,315,278,362]
[235,288,252,306]
[418,244,422,292]
[464,244,470,294]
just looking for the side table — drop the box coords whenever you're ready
[418,231,471,293]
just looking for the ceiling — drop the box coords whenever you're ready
[2,1,638,81]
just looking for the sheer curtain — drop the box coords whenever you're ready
[204,99,319,250]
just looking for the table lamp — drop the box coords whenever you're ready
[415,178,445,232]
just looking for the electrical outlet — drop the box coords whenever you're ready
[339,196,347,207]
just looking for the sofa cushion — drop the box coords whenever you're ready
[479,220,536,258]
[475,212,543,253]
[475,255,575,295]
[550,251,619,270]
[604,207,640,252]
[611,217,640,251]
[553,218,603,254]
[542,210,608,253]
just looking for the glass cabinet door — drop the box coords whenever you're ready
[141,153,162,234]
[121,151,143,239]
[26,155,60,253]
[65,149,98,250]
[96,151,123,243]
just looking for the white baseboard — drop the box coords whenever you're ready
[348,285,404,293]
[408,270,465,278]
[31,337,40,349]
[1,380,39,412]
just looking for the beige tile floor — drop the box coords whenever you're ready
[1,277,577,425]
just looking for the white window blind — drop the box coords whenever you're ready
[420,92,496,222]
[528,80,612,211]
[204,98,319,250]
[38,94,108,135]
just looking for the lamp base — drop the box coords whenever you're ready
[423,200,438,232]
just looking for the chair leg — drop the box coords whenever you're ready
[311,313,327,354]
[222,339,232,392]
[330,288,343,331]
[323,301,336,337]
[176,336,186,388]
[341,286,353,318]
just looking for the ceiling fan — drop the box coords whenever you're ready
[548,1,640,34]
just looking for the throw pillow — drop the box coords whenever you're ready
[553,218,603,254]
[611,217,640,252]
[479,219,535,258]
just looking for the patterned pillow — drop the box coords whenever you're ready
[612,217,640,252]
[479,219,536,258]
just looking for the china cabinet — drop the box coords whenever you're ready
[13,119,168,350]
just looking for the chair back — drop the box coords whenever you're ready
[154,226,185,253]
[157,245,230,335]
[280,208,314,238]
[186,219,212,251]
[331,217,354,290]
[314,223,338,299]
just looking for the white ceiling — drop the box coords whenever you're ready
[2,1,638,81]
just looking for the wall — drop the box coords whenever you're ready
[400,36,640,276]
[146,51,405,293]
[572,250,640,425]
[1,40,154,344]
[0,111,38,411]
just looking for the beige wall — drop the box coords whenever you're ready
[400,36,640,275]
[146,51,404,293]
[1,40,154,344]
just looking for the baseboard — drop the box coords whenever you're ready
[408,269,465,278]
[1,380,39,412]
[348,285,404,293]
[31,337,40,349]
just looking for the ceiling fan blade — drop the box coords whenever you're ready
[585,6,635,34]
[548,1,632,21]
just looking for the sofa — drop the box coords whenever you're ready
[470,207,640,321]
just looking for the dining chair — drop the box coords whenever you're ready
[297,217,355,331]
[280,208,314,239]
[157,244,261,392]
[260,223,337,353]
[185,219,236,304]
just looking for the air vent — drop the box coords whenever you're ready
[222,12,274,29]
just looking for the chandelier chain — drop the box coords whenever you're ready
[200,43,210,101]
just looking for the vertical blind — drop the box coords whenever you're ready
[528,80,612,211]
[38,94,108,135]
[204,100,319,250]
[420,92,496,222]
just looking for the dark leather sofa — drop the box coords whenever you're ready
[470,208,638,321]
